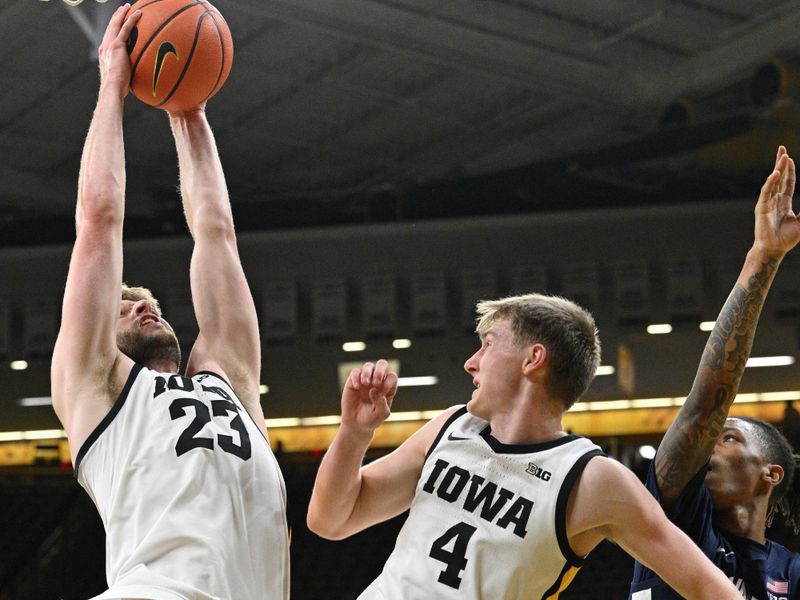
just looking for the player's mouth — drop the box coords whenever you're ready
[139,315,161,327]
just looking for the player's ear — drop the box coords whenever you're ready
[522,343,547,375]
[764,462,784,488]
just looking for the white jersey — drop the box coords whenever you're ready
[360,406,603,600]
[75,364,289,600]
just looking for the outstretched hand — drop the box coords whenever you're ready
[340,359,398,437]
[98,3,141,96]
[754,146,800,258]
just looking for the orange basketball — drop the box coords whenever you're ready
[127,0,233,112]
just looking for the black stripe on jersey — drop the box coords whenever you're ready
[540,561,579,600]
[195,370,235,393]
[425,405,468,461]
[480,428,582,454]
[554,448,605,565]
[194,370,270,446]
[74,363,144,479]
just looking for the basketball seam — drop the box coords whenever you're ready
[154,10,208,108]
[201,9,227,103]
[129,0,205,90]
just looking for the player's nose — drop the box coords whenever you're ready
[464,351,479,374]
[133,299,150,314]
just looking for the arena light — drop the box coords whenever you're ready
[18,397,53,407]
[630,397,677,409]
[396,376,438,387]
[265,418,301,429]
[585,400,632,411]
[745,355,795,368]
[10,360,28,371]
[386,411,426,422]
[392,339,412,349]
[300,415,342,427]
[760,391,800,401]
[259,384,269,395]
[0,429,66,442]
[342,341,367,352]
[595,365,615,376]
[638,445,657,460]
[646,324,672,335]
[699,321,715,332]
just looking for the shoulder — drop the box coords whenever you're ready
[575,455,633,491]
[570,456,654,526]
[769,539,800,566]
[399,405,466,457]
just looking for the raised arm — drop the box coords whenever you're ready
[655,146,800,508]
[167,109,262,416]
[568,457,741,599]
[51,5,141,459]
[307,360,453,540]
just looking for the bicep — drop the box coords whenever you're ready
[597,465,730,598]
[53,225,122,392]
[187,232,259,393]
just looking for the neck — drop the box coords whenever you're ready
[484,394,567,445]
[145,359,180,374]
[713,501,769,544]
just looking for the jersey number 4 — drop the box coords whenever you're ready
[429,521,477,589]
[169,397,252,460]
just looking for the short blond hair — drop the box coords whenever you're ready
[475,293,600,409]
[121,283,162,317]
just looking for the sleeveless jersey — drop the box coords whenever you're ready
[75,364,289,600]
[630,461,800,600]
[359,406,604,600]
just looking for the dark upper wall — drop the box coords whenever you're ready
[1,198,798,431]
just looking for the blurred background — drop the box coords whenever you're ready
[2,0,800,598]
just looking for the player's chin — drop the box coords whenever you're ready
[465,396,484,418]
[703,468,721,490]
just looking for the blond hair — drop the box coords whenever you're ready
[475,293,600,409]
[121,283,162,317]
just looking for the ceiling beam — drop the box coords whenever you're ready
[638,4,800,102]
[229,0,640,109]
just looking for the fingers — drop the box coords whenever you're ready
[783,156,796,200]
[775,145,787,170]
[353,359,396,396]
[348,367,362,390]
[101,4,130,49]
[759,167,782,205]
[117,7,142,43]
[760,150,796,213]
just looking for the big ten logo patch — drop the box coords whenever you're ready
[525,463,552,481]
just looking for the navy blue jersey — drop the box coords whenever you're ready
[629,462,800,600]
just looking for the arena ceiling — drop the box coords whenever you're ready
[2,0,800,246]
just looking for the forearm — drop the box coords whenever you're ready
[168,112,231,235]
[677,549,741,599]
[76,88,126,229]
[307,426,373,540]
[656,245,781,494]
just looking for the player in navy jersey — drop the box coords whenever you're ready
[50,5,288,599]
[308,294,742,598]
[630,146,800,600]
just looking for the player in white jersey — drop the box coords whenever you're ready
[308,295,743,599]
[50,5,288,599]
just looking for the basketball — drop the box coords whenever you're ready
[127,0,233,112]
